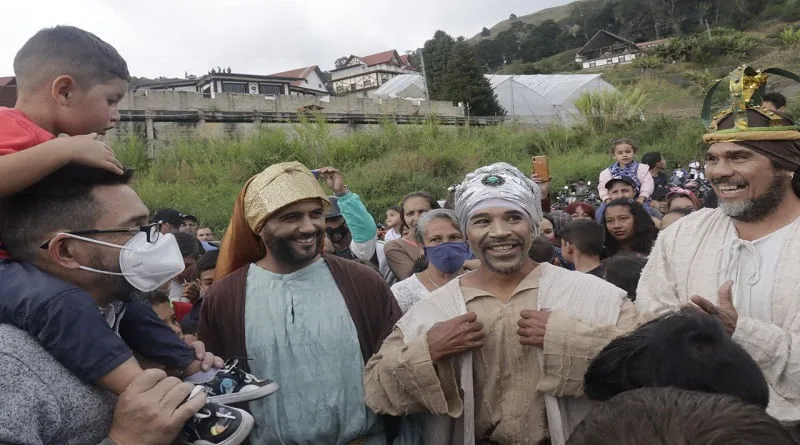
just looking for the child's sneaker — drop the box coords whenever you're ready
[182,402,254,445]
[203,358,279,404]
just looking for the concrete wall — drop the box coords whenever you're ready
[104,120,386,153]
[119,90,463,116]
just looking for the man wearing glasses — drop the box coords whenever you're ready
[0,165,248,445]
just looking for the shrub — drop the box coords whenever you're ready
[574,88,648,134]
[779,27,800,47]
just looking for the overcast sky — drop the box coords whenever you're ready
[1,0,572,79]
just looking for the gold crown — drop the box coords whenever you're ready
[702,65,800,143]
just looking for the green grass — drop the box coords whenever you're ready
[114,116,706,236]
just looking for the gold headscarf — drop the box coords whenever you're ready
[215,162,331,280]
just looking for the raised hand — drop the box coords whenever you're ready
[427,312,485,362]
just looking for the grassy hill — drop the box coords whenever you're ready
[470,0,586,42]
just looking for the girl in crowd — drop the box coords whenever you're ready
[597,138,654,204]
[390,209,469,313]
[602,198,659,258]
[383,205,403,241]
[383,191,441,281]
[565,201,595,221]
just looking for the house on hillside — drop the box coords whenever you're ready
[137,72,323,98]
[0,76,17,107]
[575,30,641,69]
[270,65,331,95]
[330,50,414,97]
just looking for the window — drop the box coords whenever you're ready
[607,58,614,64]
[259,83,283,96]
[221,82,248,94]
[589,62,596,68]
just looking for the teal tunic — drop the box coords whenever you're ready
[244,259,385,445]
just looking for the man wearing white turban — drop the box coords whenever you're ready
[364,163,639,445]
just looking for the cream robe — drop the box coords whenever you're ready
[364,263,633,445]
[637,208,800,422]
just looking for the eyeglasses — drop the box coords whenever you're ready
[40,222,163,249]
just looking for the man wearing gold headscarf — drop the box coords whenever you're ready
[197,162,403,444]
[633,67,800,427]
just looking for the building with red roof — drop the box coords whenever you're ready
[330,50,413,97]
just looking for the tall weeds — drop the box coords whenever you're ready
[116,116,705,234]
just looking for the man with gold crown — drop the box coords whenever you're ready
[197,162,403,444]
[364,162,636,445]
[635,66,800,427]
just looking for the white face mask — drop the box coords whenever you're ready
[61,231,186,292]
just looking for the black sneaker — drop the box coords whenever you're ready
[182,402,254,445]
[204,359,279,404]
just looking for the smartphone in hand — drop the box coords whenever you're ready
[532,156,550,182]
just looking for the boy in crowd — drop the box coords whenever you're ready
[149,290,184,339]
[0,26,274,444]
[560,219,605,277]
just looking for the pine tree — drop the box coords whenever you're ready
[422,30,456,100]
[443,41,505,116]
[481,27,491,37]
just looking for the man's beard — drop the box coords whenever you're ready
[88,253,147,304]
[263,230,323,266]
[716,173,788,222]
[479,234,531,275]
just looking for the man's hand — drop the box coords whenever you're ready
[108,369,204,445]
[426,312,485,362]
[183,340,224,376]
[317,167,347,195]
[691,281,738,336]
[636,196,647,204]
[517,309,551,346]
[49,134,124,175]
[530,173,551,196]
[182,281,200,303]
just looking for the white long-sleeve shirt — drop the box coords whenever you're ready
[637,208,800,423]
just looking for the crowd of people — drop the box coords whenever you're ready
[1,25,799,445]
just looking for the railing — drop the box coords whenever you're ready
[118,109,507,126]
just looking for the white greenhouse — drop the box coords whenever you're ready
[485,74,619,125]
[373,74,427,100]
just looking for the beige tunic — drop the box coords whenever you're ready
[365,269,549,444]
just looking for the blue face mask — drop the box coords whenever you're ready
[424,242,470,274]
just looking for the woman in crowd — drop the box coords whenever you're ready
[565,201,595,221]
[602,198,659,258]
[540,215,557,245]
[383,191,441,281]
[667,188,701,212]
[390,209,469,313]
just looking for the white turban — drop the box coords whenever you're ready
[454,162,543,236]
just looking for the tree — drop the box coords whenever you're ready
[423,30,456,100]
[475,39,504,71]
[509,13,518,20]
[481,27,491,37]
[444,41,505,116]
[334,56,350,69]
